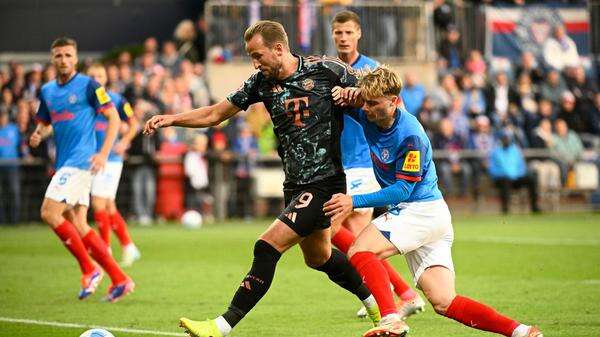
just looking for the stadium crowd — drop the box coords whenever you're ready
[0,12,599,225]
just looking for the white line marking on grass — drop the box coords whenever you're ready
[581,279,600,285]
[458,236,600,247]
[0,317,186,336]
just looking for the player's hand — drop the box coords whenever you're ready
[143,114,175,135]
[113,139,130,156]
[323,193,353,222]
[90,153,108,174]
[29,131,42,148]
[332,86,361,107]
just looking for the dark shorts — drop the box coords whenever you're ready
[278,175,346,237]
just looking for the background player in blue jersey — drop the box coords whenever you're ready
[325,66,543,337]
[87,64,141,267]
[330,10,424,320]
[29,37,134,302]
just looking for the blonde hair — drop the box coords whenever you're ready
[358,65,403,100]
[244,20,289,49]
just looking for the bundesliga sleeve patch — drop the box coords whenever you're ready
[123,102,134,118]
[95,87,111,105]
[402,151,420,172]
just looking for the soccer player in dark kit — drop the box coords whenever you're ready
[143,20,387,337]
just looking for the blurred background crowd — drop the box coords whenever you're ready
[0,0,599,225]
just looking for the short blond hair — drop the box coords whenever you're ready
[358,66,403,100]
[244,20,289,49]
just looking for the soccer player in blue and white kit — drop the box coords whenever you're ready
[87,64,141,267]
[330,10,424,320]
[30,37,134,302]
[325,66,543,337]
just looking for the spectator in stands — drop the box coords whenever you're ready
[23,64,43,100]
[447,95,470,142]
[174,19,201,63]
[514,51,544,85]
[143,37,159,56]
[160,40,182,74]
[0,109,21,224]
[485,71,516,117]
[438,25,462,72]
[401,71,426,117]
[173,76,193,114]
[195,16,208,64]
[432,73,459,110]
[465,49,486,77]
[42,63,56,83]
[129,101,158,225]
[117,50,133,66]
[568,66,598,133]
[541,70,568,107]
[116,63,132,92]
[489,130,540,214]
[179,60,211,108]
[460,73,486,118]
[0,87,16,118]
[136,51,160,81]
[123,70,145,104]
[558,91,585,133]
[433,118,471,197]
[469,115,495,199]
[231,122,258,219]
[418,96,444,139]
[552,118,584,183]
[530,118,554,149]
[543,25,580,72]
[184,133,213,221]
[433,0,454,35]
[143,75,166,112]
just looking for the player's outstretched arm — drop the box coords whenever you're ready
[143,99,241,135]
[29,123,53,148]
[332,86,364,108]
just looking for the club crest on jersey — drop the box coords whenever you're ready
[301,78,314,91]
[381,149,390,161]
[68,94,77,104]
[402,151,420,172]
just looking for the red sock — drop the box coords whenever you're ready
[332,226,355,253]
[445,295,520,337]
[350,251,397,316]
[82,229,127,284]
[94,211,111,245]
[53,220,95,275]
[110,211,132,247]
[381,260,416,300]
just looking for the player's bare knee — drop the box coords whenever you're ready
[428,294,454,316]
[40,205,60,227]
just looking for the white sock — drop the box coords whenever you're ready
[362,294,377,308]
[511,324,530,337]
[381,313,401,324]
[214,316,232,336]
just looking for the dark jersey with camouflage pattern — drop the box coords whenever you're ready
[227,55,358,187]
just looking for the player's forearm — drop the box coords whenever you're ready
[99,108,121,157]
[172,105,219,128]
[352,180,415,208]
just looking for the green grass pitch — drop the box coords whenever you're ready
[1,213,599,337]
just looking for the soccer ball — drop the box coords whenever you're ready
[79,329,115,337]
[181,210,203,229]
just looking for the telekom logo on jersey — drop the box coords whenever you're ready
[50,110,75,123]
[284,97,310,127]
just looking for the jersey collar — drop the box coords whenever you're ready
[350,54,362,68]
[57,72,79,87]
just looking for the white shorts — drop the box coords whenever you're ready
[345,167,381,214]
[372,198,454,284]
[91,161,124,199]
[45,167,93,207]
